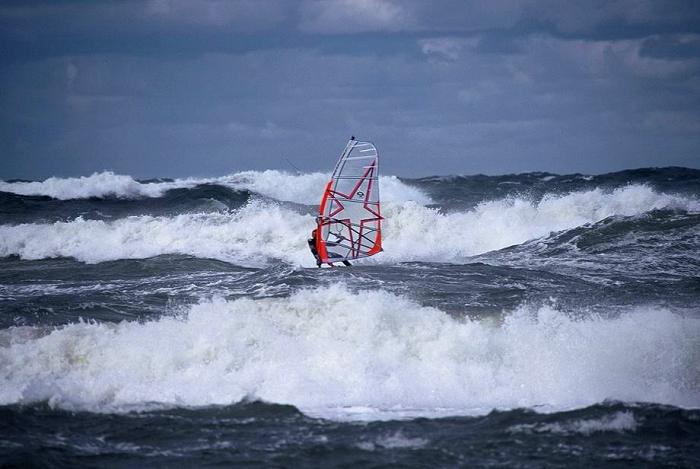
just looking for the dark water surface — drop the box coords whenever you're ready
[1,168,699,467]
[2,402,698,467]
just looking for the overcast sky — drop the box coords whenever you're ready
[1,0,700,178]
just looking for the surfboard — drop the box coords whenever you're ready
[315,138,383,264]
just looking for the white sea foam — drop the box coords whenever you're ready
[378,184,700,263]
[357,432,429,451]
[0,200,312,267]
[0,286,698,418]
[509,411,639,435]
[219,170,431,205]
[0,172,191,200]
[0,170,430,205]
[0,185,696,266]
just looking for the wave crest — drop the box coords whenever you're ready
[380,184,699,262]
[0,172,185,200]
[220,170,431,205]
[0,200,310,267]
[0,170,430,205]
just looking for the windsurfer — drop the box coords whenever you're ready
[308,228,322,267]
[308,221,352,267]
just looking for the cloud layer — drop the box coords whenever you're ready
[1,0,699,178]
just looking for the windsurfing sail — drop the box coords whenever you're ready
[316,138,382,264]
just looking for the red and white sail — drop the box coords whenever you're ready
[316,139,382,263]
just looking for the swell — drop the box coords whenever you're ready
[411,167,700,209]
[0,172,186,200]
[1,285,698,417]
[0,185,697,267]
[0,170,430,205]
[480,209,700,281]
[0,401,697,468]
[0,184,252,224]
[0,170,429,224]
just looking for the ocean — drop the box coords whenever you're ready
[0,167,698,467]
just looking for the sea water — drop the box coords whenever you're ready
[1,168,698,466]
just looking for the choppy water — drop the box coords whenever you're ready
[1,167,699,467]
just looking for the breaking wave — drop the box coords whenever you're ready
[0,172,190,200]
[1,285,698,417]
[379,184,699,263]
[0,184,697,266]
[0,170,431,205]
[219,170,431,205]
[0,201,311,267]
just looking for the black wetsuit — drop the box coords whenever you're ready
[308,231,321,267]
[308,229,351,267]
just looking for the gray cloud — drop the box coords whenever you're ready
[299,0,413,33]
[1,1,699,178]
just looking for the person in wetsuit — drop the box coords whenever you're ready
[308,225,352,267]
[308,229,322,267]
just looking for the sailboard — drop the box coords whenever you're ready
[315,138,383,264]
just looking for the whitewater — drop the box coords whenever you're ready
[1,167,699,465]
[1,172,697,267]
[2,286,698,417]
[0,170,429,204]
